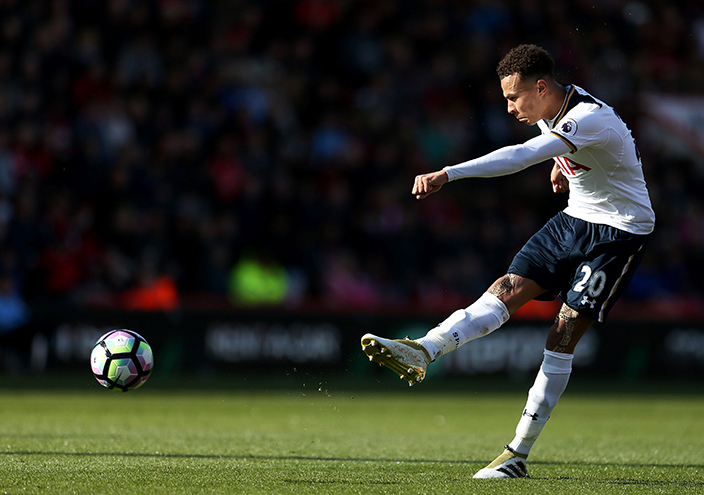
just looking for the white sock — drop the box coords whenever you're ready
[416,292,510,359]
[508,350,573,456]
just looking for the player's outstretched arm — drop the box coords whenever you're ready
[443,134,571,181]
[413,170,448,199]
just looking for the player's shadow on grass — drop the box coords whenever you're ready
[3,451,704,488]
[3,449,704,472]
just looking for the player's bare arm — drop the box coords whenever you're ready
[551,162,569,193]
[412,170,448,199]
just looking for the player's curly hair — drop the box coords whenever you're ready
[496,44,555,81]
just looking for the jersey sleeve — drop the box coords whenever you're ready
[550,104,606,153]
[444,133,571,181]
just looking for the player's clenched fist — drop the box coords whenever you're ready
[550,162,569,194]
[412,170,449,199]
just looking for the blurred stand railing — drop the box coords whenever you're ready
[2,295,702,380]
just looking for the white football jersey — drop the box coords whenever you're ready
[538,85,655,235]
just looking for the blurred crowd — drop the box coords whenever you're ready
[0,0,703,321]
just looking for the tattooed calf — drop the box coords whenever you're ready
[552,305,580,353]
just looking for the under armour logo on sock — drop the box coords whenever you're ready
[522,409,539,421]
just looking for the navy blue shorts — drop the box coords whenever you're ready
[508,212,650,322]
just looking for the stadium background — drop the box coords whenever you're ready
[0,0,704,381]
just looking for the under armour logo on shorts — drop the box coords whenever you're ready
[580,295,596,308]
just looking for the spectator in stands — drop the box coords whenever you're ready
[0,273,30,371]
[228,249,290,307]
[0,0,701,314]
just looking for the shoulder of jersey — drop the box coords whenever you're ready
[551,86,607,148]
[555,86,603,127]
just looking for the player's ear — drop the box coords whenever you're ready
[536,79,548,96]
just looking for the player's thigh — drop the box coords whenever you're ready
[561,236,648,323]
[507,213,573,298]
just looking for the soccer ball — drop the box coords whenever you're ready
[90,329,154,392]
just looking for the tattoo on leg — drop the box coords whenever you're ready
[553,305,579,353]
[556,304,579,322]
[489,274,516,298]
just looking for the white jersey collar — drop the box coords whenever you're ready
[544,84,574,130]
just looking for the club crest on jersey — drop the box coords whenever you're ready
[559,118,578,136]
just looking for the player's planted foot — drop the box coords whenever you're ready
[361,333,432,386]
[473,446,529,479]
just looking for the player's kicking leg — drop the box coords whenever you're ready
[361,290,511,385]
[361,334,432,386]
[361,276,545,386]
[473,306,593,479]
[361,276,541,386]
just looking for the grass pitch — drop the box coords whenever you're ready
[1,376,703,494]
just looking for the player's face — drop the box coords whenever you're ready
[501,74,544,126]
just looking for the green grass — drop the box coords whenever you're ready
[1,377,703,494]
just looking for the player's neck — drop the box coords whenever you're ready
[544,82,568,122]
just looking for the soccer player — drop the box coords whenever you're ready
[361,44,654,479]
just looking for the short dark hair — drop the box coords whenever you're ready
[496,44,555,81]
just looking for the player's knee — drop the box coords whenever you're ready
[556,304,580,322]
[488,274,515,298]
